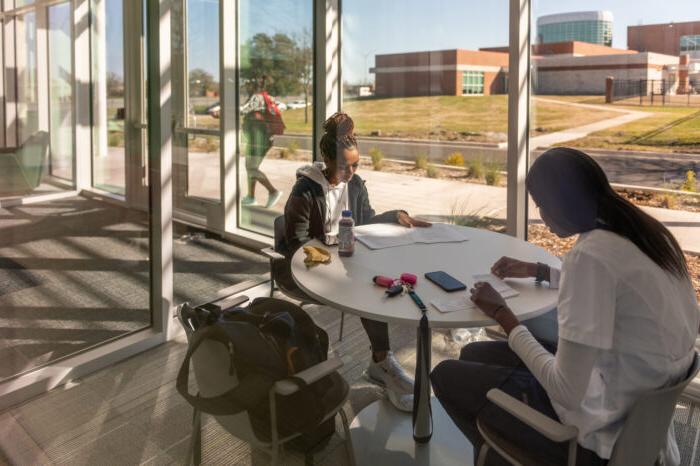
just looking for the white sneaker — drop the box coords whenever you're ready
[366,352,414,412]
[265,190,283,208]
[241,195,257,206]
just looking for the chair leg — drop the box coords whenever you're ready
[186,408,202,466]
[338,312,345,341]
[339,408,357,466]
[476,443,489,466]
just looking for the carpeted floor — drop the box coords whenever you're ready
[0,196,268,380]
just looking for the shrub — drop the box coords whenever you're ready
[414,152,428,170]
[445,152,465,167]
[485,165,502,186]
[108,132,123,147]
[426,164,439,178]
[369,147,384,171]
[287,140,300,156]
[465,158,484,179]
[680,170,697,192]
[661,193,678,209]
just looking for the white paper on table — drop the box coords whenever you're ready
[354,222,470,250]
[430,294,475,313]
[472,274,519,298]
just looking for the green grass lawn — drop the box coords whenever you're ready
[173,95,699,152]
[547,97,700,152]
[283,96,619,143]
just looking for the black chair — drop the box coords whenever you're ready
[261,215,345,341]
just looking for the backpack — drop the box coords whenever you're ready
[176,297,347,446]
[261,92,286,136]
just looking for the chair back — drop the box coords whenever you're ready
[608,353,700,466]
[176,305,266,446]
[273,215,286,253]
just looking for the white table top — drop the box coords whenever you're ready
[291,224,561,329]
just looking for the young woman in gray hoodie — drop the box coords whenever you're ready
[279,112,430,412]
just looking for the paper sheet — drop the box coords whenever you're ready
[472,274,519,298]
[430,294,475,313]
[354,223,470,250]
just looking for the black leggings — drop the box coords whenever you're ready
[430,341,607,466]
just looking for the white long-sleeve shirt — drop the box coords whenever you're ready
[507,229,698,463]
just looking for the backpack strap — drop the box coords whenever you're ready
[176,325,275,415]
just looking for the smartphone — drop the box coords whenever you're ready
[425,271,467,292]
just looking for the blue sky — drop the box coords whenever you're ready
[106,0,699,84]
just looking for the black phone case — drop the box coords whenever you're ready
[424,271,466,292]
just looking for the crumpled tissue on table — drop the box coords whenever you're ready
[303,245,331,267]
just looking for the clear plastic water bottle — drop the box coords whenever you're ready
[338,210,355,257]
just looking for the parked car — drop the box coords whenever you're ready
[275,101,287,111]
[206,103,220,119]
[287,99,311,110]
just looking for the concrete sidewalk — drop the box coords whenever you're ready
[254,158,700,254]
[499,97,650,149]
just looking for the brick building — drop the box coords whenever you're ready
[370,49,509,98]
[628,21,700,56]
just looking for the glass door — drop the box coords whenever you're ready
[91,0,148,209]
[171,0,222,224]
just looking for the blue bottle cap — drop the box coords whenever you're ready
[342,210,352,217]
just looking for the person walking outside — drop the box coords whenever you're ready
[241,75,284,208]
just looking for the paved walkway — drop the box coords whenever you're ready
[254,158,700,254]
[498,97,650,149]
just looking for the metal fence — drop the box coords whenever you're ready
[610,78,700,106]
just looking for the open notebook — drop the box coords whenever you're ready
[354,223,471,250]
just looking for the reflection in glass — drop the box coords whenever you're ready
[16,12,38,146]
[183,0,220,201]
[528,2,699,308]
[342,1,508,231]
[238,0,314,236]
[48,2,74,182]
[92,0,126,195]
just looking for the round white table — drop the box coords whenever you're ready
[291,224,560,465]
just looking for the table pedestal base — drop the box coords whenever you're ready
[349,398,474,465]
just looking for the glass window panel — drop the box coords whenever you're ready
[530,2,699,304]
[182,0,220,201]
[238,0,314,236]
[1,1,152,381]
[92,0,126,195]
[343,1,506,233]
[16,12,38,146]
[48,2,74,182]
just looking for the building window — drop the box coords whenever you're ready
[462,71,484,95]
[680,35,700,52]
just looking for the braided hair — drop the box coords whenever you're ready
[319,112,358,161]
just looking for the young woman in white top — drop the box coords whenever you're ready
[431,147,699,466]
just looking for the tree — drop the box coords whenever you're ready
[189,68,217,97]
[106,72,124,98]
[241,32,306,98]
[294,29,313,123]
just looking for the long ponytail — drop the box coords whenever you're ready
[597,184,688,280]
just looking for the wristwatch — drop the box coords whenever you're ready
[535,262,549,284]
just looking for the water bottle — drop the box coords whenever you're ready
[338,210,355,257]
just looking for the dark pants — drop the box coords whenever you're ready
[276,262,390,352]
[430,341,607,466]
